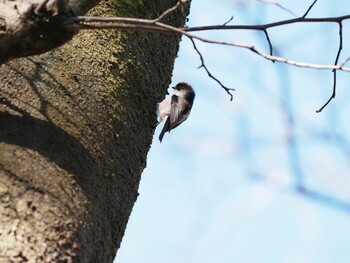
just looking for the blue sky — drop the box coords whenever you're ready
[115,1,350,263]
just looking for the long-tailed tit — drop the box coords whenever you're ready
[157,82,195,142]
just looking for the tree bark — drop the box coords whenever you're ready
[0,0,189,262]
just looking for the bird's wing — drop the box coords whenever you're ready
[169,95,191,130]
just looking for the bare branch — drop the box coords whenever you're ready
[340,55,350,68]
[74,0,350,108]
[302,0,318,18]
[222,16,234,26]
[75,16,350,73]
[78,23,170,33]
[316,22,343,113]
[257,0,298,17]
[77,16,157,25]
[151,0,188,23]
[166,24,350,72]
[183,15,350,32]
[263,29,274,57]
[189,38,235,101]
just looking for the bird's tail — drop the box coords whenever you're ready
[159,116,170,143]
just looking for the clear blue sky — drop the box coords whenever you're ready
[116,1,350,263]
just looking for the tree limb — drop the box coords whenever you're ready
[75,15,350,72]
[0,0,100,63]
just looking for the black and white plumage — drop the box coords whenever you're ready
[157,82,195,142]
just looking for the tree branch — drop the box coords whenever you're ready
[151,0,187,23]
[75,10,350,107]
[13,0,340,109]
[257,0,298,17]
[316,21,343,113]
[302,0,319,18]
[75,12,350,73]
[222,16,234,26]
[340,55,350,68]
[76,17,350,71]
[183,14,350,32]
[0,0,100,63]
[189,38,235,100]
[263,29,274,57]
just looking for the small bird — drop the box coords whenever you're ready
[157,82,195,142]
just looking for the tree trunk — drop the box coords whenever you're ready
[0,0,189,261]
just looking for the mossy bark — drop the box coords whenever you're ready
[0,0,189,262]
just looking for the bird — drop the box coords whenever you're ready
[157,82,195,142]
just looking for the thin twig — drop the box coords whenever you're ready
[303,0,318,18]
[257,0,298,17]
[263,29,274,57]
[316,21,343,113]
[222,16,234,26]
[151,0,187,23]
[189,38,235,100]
[340,55,350,68]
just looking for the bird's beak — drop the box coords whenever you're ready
[172,86,175,89]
